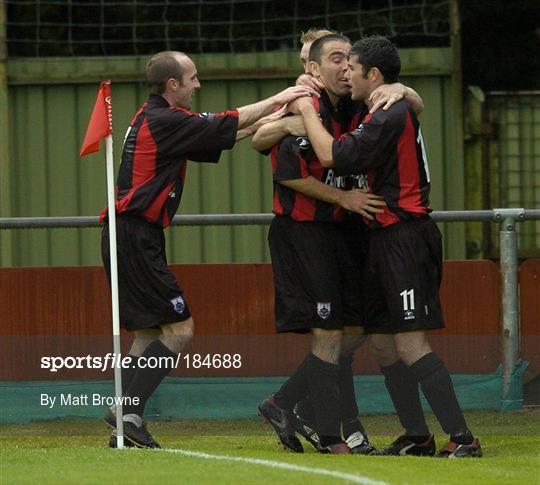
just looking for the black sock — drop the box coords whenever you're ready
[121,354,141,395]
[380,360,430,438]
[295,396,316,425]
[338,355,366,437]
[274,353,313,411]
[306,353,341,446]
[409,353,471,442]
[123,340,177,416]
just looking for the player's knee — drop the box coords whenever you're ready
[311,328,342,364]
[396,347,422,366]
[368,335,387,356]
[394,331,431,365]
[395,343,430,367]
[368,336,398,366]
[158,333,191,355]
[134,328,162,339]
[312,328,342,345]
[340,332,367,358]
[130,328,162,356]
[159,317,194,353]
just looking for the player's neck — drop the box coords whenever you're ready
[327,91,340,110]
[364,81,386,110]
[161,92,176,107]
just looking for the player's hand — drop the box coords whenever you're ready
[284,115,306,136]
[286,96,314,115]
[272,86,319,107]
[369,82,407,113]
[256,106,287,127]
[296,74,326,94]
[338,190,386,219]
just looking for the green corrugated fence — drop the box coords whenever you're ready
[2,48,466,267]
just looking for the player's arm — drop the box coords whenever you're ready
[291,96,401,173]
[152,109,239,159]
[236,107,288,141]
[236,86,317,129]
[289,97,335,167]
[280,177,385,219]
[156,92,310,159]
[297,72,424,115]
[236,127,257,141]
[369,83,424,115]
[251,115,306,151]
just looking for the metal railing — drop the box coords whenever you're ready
[1,207,540,408]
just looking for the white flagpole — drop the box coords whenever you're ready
[105,133,124,449]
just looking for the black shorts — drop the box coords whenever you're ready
[268,215,364,333]
[362,216,445,334]
[101,215,191,331]
[340,212,370,266]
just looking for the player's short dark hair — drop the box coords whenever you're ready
[146,51,185,94]
[350,36,401,83]
[308,34,351,64]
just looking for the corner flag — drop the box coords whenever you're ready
[80,80,125,449]
[80,80,113,157]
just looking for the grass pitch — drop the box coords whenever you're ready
[2,410,539,485]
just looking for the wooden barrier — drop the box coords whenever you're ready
[520,259,540,372]
[0,260,530,380]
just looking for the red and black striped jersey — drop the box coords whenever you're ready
[332,99,431,228]
[271,92,368,222]
[100,94,239,227]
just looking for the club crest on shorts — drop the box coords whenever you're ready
[317,302,331,319]
[171,295,186,314]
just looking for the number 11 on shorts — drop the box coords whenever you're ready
[400,289,415,311]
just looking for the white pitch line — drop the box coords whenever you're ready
[159,448,391,485]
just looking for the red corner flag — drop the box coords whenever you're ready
[80,80,113,157]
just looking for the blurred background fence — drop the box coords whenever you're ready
[1,0,538,267]
[6,0,451,56]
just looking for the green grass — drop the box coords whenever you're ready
[2,410,539,485]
